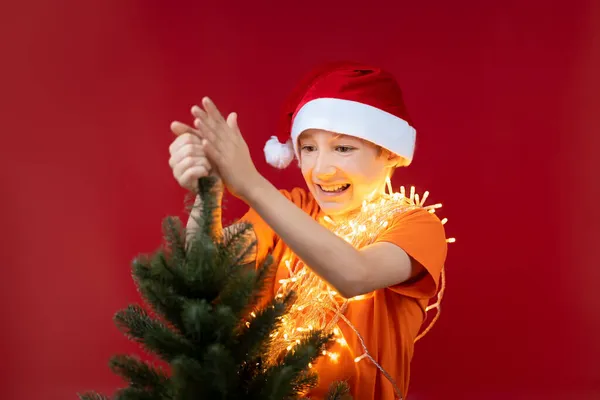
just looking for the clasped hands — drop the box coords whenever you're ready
[168,97,263,201]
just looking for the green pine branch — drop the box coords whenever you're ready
[113,305,194,363]
[289,370,319,397]
[80,176,353,400]
[108,355,170,398]
[113,386,160,400]
[234,291,294,363]
[78,393,109,400]
[324,381,353,400]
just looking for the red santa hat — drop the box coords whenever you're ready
[264,61,417,169]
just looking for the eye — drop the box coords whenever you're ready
[335,145,355,153]
[301,145,316,152]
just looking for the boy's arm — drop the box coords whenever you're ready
[187,96,422,293]
[185,193,222,243]
[243,176,423,299]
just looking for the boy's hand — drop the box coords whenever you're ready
[190,97,262,200]
[168,120,222,193]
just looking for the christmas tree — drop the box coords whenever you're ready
[79,176,351,400]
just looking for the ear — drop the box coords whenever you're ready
[385,153,406,168]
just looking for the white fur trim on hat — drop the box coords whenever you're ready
[264,136,295,169]
[290,98,416,165]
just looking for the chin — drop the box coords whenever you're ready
[307,184,362,217]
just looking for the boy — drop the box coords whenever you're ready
[168,62,448,399]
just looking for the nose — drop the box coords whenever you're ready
[313,151,336,179]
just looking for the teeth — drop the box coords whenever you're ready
[320,184,349,192]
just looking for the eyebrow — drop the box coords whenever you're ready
[299,131,316,140]
[300,132,350,142]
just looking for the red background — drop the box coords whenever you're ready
[1,1,599,399]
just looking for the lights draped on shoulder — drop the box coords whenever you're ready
[320,178,455,343]
[248,178,455,400]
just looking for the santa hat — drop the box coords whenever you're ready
[264,61,417,169]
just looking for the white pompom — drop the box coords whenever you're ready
[264,136,295,169]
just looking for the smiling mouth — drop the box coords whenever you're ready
[316,183,351,194]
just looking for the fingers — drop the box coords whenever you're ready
[194,117,220,150]
[191,98,228,138]
[178,165,211,191]
[226,112,239,133]
[201,97,226,124]
[173,152,211,178]
[201,137,220,165]
[185,98,238,172]
[170,102,228,192]
[171,120,202,137]
[168,141,205,168]
[191,105,208,121]
[169,132,203,156]
[169,130,214,192]
[173,153,212,190]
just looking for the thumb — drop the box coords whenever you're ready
[226,112,239,132]
[171,120,202,137]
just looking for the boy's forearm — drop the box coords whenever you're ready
[185,194,223,243]
[242,176,368,298]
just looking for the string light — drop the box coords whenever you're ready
[354,354,367,363]
[255,178,454,400]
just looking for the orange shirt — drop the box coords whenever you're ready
[240,187,448,400]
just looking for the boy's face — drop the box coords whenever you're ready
[298,129,396,218]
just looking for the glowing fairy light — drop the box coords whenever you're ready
[386,177,393,194]
[257,178,454,400]
[354,354,367,363]
[427,203,443,210]
[420,191,430,206]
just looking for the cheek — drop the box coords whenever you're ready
[345,162,387,186]
[299,162,312,181]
